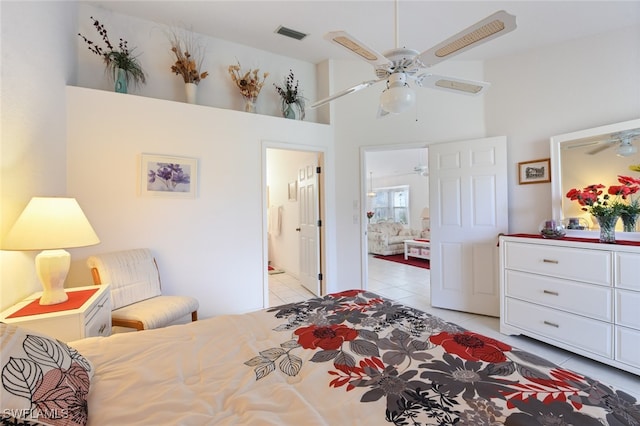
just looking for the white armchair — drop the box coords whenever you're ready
[87,248,199,331]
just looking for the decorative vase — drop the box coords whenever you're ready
[595,214,619,243]
[283,103,296,119]
[620,212,639,232]
[114,67,127,94]
[244,98,256,113]
[185,83,197,104]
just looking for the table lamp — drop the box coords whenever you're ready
[3,197,100,305]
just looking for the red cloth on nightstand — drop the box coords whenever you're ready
[7,288,99,318]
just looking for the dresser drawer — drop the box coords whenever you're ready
[615,326,640,368]
[504,298,613,358]
[615,289,640,330]
[505,270,612,321]
[504,242,611,286]
[616,252,640,290]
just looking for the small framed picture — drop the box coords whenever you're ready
[288,181,298,201]
[140,154,198,198]
[518,158,550,185]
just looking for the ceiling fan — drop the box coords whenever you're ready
[308,5,517,115]
[414,165,428,176]
[565,129,640,157]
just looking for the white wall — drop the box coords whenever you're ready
[485,25,640,234]
[0,1,77,310]
[65,87,333,317]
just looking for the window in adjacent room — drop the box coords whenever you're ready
[372,185,410,224]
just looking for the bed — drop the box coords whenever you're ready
[2,290,638,425]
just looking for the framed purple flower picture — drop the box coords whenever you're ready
[140,154,198,198]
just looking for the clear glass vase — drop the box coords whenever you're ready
[620,213,639,232]
[244,97,256,113]
[595,214,619,243]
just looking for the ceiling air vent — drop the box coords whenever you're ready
[275,26,308,41]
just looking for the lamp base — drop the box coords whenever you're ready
[35,249,70,305]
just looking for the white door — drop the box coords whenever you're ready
[298,162,321,295]
[429,136,508,316]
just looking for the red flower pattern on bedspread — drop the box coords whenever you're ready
[295,324,358,350]
[245,291,640,425]
[429,330,512,363]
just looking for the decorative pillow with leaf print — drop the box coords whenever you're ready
[1,323,93,426]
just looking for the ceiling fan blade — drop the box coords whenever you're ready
[587,143,616,155]
[324,31,393,68]
[309,79,384,109]
[417,10,517,67]
[415,73,490,96]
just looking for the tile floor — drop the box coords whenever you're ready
[269,255,640,399]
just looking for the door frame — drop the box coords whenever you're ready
[263,140,327,308]
[360,142,430,290]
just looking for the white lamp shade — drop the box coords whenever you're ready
[421,207,430,219]
[3,197,100,250]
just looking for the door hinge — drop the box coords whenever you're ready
[318,273,323,281]
[316,166,321,174]
[317,219,322,227]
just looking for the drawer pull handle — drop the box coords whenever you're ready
[543,290,559,296]
[543,320,559,328]
[97,303,105,308]
[542,259,559,264]
[99,324,106,334]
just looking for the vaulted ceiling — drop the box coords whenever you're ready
[89,1,640,65]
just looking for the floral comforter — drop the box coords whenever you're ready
[67,290,638,425]
[246,290,639,425]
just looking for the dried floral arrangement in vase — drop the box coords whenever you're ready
[78,16,146,93]
[274,69,306,120]
[228,62,269,113]
[168,29,208,104]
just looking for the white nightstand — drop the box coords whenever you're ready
[0,285,112,342]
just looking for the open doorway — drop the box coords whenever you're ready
[363,145,431,303]
[266,147,324,307]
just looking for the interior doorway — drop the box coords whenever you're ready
[265,147,324,307]
[362,145,430,295]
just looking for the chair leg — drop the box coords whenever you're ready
[191,311,198,322]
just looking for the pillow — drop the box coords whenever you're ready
[1,323,93,426]
[398,229,413,236]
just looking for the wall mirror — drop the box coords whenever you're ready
[550,118,640,240]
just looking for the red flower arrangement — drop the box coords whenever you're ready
[566,175,640,217]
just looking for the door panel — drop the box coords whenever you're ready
[429,136,508,316]
[299,163,320,296]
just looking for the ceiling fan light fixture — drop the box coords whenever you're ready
[617,142,638,157]
[380,74,416,114]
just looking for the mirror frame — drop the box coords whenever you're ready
[550,118,640,241]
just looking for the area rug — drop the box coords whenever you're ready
[373,254,430,269]
[268,264,284,275]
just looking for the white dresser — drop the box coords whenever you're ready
[499,235,640,375]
